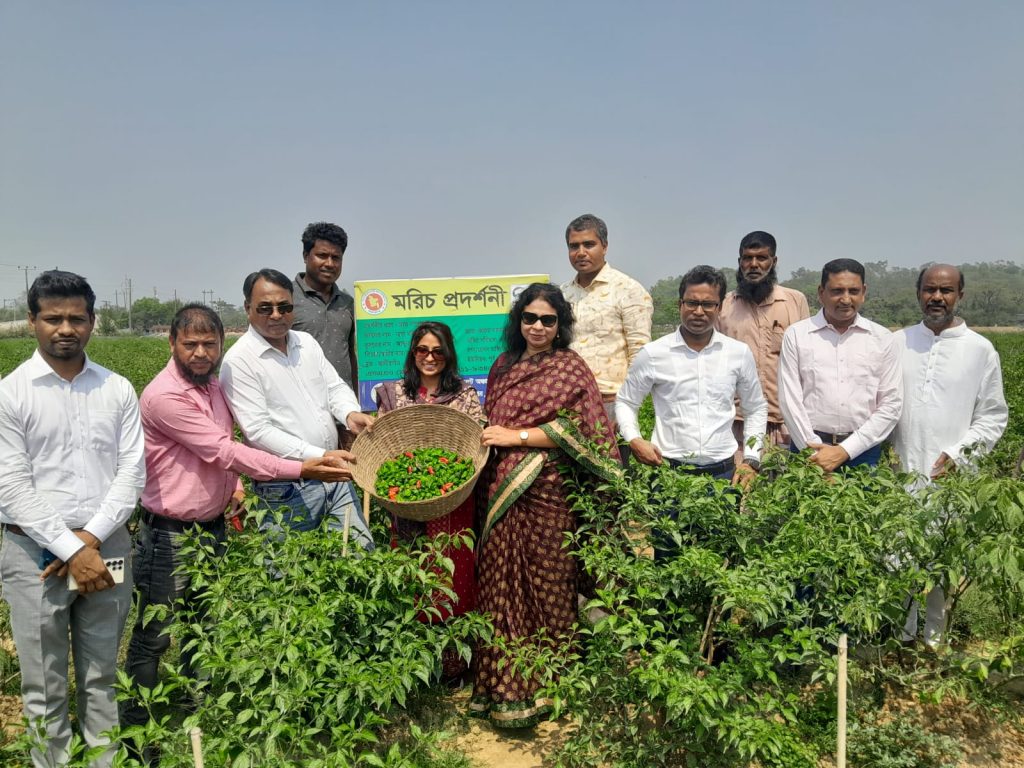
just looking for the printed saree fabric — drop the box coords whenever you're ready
[470,348,621,728]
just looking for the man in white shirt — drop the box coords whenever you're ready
[779,259,903,471]
[560,214,653,455]
[0,271,145,768]
[893,264,1007,646]
[220,268,375,548]
[616,266,767,485]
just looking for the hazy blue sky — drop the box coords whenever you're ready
[2,1,1021,309]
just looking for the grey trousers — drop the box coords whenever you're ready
[1,526,132,768]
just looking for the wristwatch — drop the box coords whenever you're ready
[519,430,530,445]
[744,458,761,471]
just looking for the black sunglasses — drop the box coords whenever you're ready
[253,302,295,316]
[413,345,446,360]
[521,312,558,327]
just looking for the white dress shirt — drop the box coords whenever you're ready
[616,329,768,464]
[0,351,146,562]
[220,327,361,460]
[779,310,903,460]
[892,321,1007,480]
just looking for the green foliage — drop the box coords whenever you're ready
[542,446,1024,767]
[847,713,962,768]
[114,514,490,766]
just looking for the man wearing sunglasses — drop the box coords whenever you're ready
[560,214,653,459]
[220,269,375,546]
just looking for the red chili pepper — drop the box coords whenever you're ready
[416,480,422,488]
[427,466,435,475]
[441,482,453,492]
[439,457,449,464]
[231,516,243,532]
[407,465,414,473]
[404,452,414,459]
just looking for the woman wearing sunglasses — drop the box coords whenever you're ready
[470,283,622,728]
[373,321,483,680]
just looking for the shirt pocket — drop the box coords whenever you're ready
[87,409,121,451]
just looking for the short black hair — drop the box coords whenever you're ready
[565,214,608,247]
[242,269,293,303]
[402,321,464,397]
[679,265,727,303]
[739,231,777,258]
[170,303,224,341]
[502,283,574,361]
[916,265,964,292]
[302,222,348,256]
[820,259,865,288]
[28,270,96,317]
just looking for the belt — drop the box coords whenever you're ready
[667,457,735,475]
[814,430,852,446]
[140,508,224,534]
[2,523,26,536]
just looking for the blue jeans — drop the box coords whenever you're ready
[121,517,226,728]
[253,479,374,550]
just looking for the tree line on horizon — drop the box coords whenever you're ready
[649,259,1024,330]
[2,260,1022,334]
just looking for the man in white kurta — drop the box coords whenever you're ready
[892,264,1007,646]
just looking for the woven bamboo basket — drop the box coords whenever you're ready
[350,404,490,522]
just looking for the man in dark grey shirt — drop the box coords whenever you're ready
[291,221,358,391]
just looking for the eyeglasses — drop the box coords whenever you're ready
[680,300,720,312]
[521,312,558,327]
[253,302,295,316]
[413,345,446,360]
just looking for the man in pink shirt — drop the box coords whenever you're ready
[778,259,902,472]
[120,304,353,747]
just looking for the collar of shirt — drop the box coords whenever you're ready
[571,262,612,290]
[669,327,726,354]
[25,348,102,383]
[295,272,341,301]
[808,309,871,335]
[244,325,302,359]
[915,319,968,340]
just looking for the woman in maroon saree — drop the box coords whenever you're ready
[471,283,621,728]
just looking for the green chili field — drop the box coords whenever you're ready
[1,334,1023,767]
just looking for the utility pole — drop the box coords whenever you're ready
[202,289,213,305]
[17,265,36,296]
[153,286,158,298]
[173,289,179,309]
[125,276,133,332]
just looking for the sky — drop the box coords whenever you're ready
[1,1,1022,310]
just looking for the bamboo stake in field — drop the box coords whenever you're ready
[837,633,848,768]
[342,505,352,557]
[189,726,204,768]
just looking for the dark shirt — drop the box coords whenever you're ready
[291,273,356,389]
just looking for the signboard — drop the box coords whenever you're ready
[354,275,548,411]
